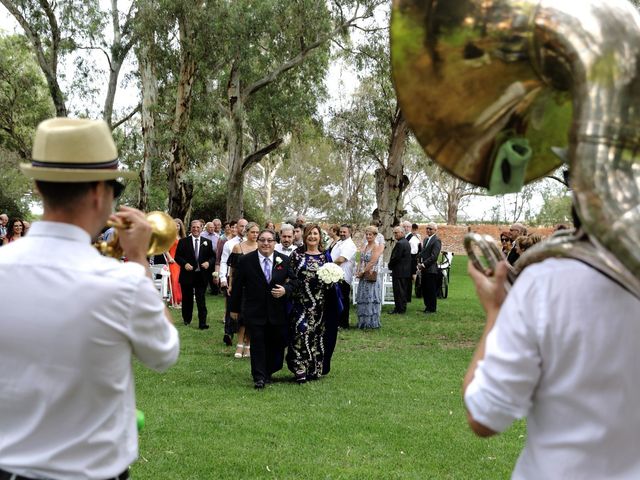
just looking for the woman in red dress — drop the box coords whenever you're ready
[165,218,186,308]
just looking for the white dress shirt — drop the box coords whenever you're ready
[331,237,357,284]
[0,222,179,480]
[465,258,640,479]
[275,243,296,256]
[219,235,242,283]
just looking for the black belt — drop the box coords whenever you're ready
[0,468,129,480]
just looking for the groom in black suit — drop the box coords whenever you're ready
[230,229,292,389]
[175,219,216,329]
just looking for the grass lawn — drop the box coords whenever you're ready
[132,256,525,479]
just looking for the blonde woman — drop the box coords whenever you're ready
[228,222,260,358]
[355,226,384,329]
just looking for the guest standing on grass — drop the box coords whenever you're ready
[387,226,412,315]
[165,218,186,308]
[418,222,442,314]
[228,222,260,359]
[230,229,292,389]
[286,224,342,382]
[0,117,179,480]
[355,226,384,329]
[175,219,215,330]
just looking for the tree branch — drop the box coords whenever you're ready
[241,138,284,171]
[111,103,141,130]
[241,7,374,101]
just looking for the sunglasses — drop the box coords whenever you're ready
[107,180,125,199]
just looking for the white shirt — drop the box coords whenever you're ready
[275,243,296,256]
[331,237,357,284]
[219,235,242,283]
[465,258,640,479]
[201,230,219,252]
[0,222,179,480]
[407,234,421,255]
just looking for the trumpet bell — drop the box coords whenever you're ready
[146,211,176,256]
[97,211,176,258]
[390,0,569,191]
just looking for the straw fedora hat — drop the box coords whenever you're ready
[20,117,136,182]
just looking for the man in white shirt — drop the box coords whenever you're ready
[0,118,179,480]
[464,256,640,478]
[332,224,357,329]
[218,218,246,345]
[275,223,296,256]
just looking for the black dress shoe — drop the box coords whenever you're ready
[254,380,265,389]
[223,334,232,346]
[183,321,191,326]
[388,310,398,314]
[198,325,210,330]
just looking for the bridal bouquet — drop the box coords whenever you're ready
[317,263,344,285]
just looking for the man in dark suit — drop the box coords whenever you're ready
[230,229,292,389]
[419,222,442,314]
[387,226,412,314]
[175,219,216,329]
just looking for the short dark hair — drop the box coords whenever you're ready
[36,181,98,209]
[340,224,351,233]
[258,228,276,241]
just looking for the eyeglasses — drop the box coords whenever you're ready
[107,180,125,199]
[258,238,275,243]
[426,227,434,231]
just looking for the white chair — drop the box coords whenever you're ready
[149,264,170,300]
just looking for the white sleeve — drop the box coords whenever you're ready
[127,277,180,372]
[341,240,357,261]
[219,240,234,282]
[464,273,542,432]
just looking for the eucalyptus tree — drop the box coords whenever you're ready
[1,0,137,127]
[217,0,382,220]
[330,4,410,248]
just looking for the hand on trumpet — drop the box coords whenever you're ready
[467,260,508,317]
[108,206,152,265]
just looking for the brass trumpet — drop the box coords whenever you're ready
[97,211,176,258]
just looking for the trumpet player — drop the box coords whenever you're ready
[0,118,179,480]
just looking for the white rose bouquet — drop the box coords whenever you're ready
[317,263,344,285]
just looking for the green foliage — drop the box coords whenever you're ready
[190,169,265,223]
[535,187,572,226]
[132,256,525,479]
[0,34,54,158]
[0,150,31,218]
[0,34,53,219]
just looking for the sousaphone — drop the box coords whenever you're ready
[391,0,640,298]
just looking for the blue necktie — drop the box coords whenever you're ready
[263,257,271,283]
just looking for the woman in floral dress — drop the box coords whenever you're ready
[286,224,335,383]
[355,226,384,329]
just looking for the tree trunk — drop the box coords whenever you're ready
[167,16,196,221]
[447,189,459,225]
[374,107,409,261]
[226,61,244,220]
[137,41,158,212]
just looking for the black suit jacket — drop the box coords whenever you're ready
[388,238,412,278]
[419,234,442,274]
[230,250,293,326]
[175,235,216,285]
